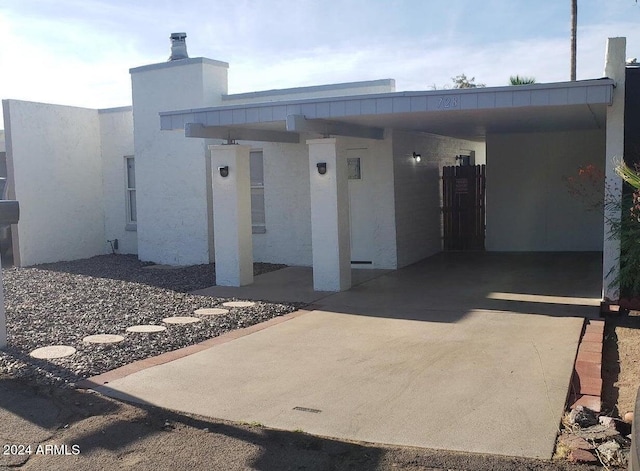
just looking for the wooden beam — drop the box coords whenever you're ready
[286,115,384,140]
[185,123,300,143]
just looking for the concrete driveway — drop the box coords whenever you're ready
[95,252,602,459]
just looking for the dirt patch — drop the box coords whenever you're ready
[602,310,640,417]
[0,375,603,471]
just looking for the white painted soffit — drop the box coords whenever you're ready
[160,78,614,141]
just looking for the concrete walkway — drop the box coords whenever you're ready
[192,266,392,304]
[95,252,602,460]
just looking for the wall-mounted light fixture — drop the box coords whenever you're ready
[412,152,421,163]
[317,162,327,175]
[218,165,229,177]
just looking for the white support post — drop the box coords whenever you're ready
[209,144,254,287]
[307,138,351,291]
[602,37,626,301]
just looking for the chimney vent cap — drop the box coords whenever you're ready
[169,32,188,61]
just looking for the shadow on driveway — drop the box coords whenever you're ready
[0,376,598,471]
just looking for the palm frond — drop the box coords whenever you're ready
[615,161,640,189]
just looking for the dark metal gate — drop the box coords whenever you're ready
[442,164,486,251]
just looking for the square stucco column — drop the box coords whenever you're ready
[602,37,626,301]
[307,138,351,291]
[209,144,254,287]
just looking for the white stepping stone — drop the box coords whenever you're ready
[82,334,125,344]
[194,308,229,316]
[30,345,76,359]
[126,325,167,333]
[162,316,201,324]
[222,301,255,308]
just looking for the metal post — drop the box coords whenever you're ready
[0,200,20,349]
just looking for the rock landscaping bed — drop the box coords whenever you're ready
[0,254,300,387]
[555,405,631,467]
[553,310,640,469]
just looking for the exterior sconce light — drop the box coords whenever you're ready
[317,162,327,175]
[412,152,421,163]
[218,166,229,177]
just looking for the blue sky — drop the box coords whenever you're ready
[1,0,639,129]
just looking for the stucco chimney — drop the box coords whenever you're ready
[168,32,188,61]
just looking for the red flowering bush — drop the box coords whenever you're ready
[562,164,606,212]
[564,162,640,298]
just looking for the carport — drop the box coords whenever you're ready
[193,251,602,316]
[159,39,626,300]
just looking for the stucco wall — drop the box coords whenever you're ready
[250,134,397,269]
[342,135,397,268]
[393,130,485,268]
[131,58,228,265]
[2,100,105,266]
[99,107,136,254]
[486,130,605,251]
[250,141,313,266]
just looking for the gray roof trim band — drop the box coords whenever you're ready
[160,79,614,131]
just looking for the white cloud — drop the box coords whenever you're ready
[0,11,145,128]
[226,24,640,95]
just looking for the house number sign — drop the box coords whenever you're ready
[437,96,460,109]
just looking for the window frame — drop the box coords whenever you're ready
[250,149,266,234]
[125,155,137,231]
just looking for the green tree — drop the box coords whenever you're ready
[451,74,485,89]
[509,75,536,85]
[610,162,640,297]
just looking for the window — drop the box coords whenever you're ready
[250,150,265,233]
[125,156,137,229]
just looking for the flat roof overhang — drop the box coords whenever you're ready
[159,78,614,142]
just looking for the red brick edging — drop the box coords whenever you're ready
[569,319,605,412]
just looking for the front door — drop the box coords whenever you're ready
[347,149,375,266]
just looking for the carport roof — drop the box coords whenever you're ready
[160,78,614,142]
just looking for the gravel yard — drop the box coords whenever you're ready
[0,254,300,387]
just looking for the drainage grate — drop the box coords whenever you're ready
[293,406,322,414]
